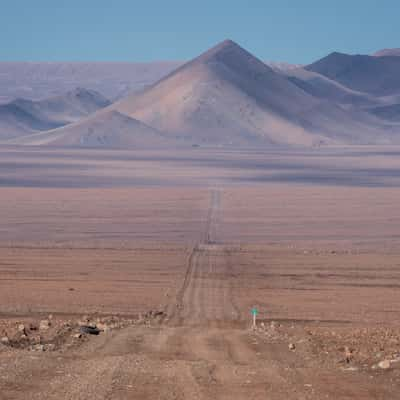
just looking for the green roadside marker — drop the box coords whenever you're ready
[251,307,258,329]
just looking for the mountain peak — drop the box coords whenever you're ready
[212,39,238,50]
[197,39,246,61]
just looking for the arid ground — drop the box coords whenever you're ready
[1,146,400,399]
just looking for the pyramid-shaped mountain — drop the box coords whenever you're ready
[111,39,394,146]
[112,40,322,146]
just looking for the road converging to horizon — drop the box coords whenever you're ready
[2,187,395,400]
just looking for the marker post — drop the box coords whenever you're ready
[251,307,258,329]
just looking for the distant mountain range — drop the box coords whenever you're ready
[0,60,300,104]
[1,42,400,148]
[306,51,400,96]
[373,48,400,57]
[0,88,110,140]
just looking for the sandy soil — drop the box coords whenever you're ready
[1,147,400,399]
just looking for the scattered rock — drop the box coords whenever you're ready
[341,366,359,372]
[17,324,26,333]
[32,344,45,352]
[29,323,38,331]
[39,320,51,330]
[378,360,391,370]
[153,311,166,318]
[96,323,107,331]
[289,343,296,350]
[45,343,56,351]
[1,336,9,344]
[345,346,353,363]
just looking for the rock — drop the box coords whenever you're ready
[78,319,95,327]
[39,320,51,330]
[153,311,165,318]
[32,344,45,352]
[29,323,38,331]
[45,343,56,351]
[390,355,400,363]
[378,360,391,370]
[96,322,107,331]
[289,343,296,350]
[341,366,359,372]
[48,314,53,320]
[1,336,9,344]
[345,346,353,363]
[73,333,82,339]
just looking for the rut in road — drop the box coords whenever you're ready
[167,188,240,327]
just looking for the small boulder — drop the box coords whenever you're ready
[17,324,26,333]
[32,344,45,352]
[39,320,51,330]
[29,323,38,331]
[45,343,56,351]
[378,360,391,370]
[1,336,9,344]
[96,322,107,331]
[289,343,296,350]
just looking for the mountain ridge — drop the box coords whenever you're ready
[0,88,110,140]
[4,40,400,148]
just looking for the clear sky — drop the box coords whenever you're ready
[0,0,398,63]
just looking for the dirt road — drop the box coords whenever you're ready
[1,188,397,399]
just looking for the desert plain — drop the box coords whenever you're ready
[1,145,400,399]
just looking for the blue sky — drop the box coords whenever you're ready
[0,0,398,63]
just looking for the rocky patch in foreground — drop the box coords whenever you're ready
[254,321,400,373]
[0,309,167,354]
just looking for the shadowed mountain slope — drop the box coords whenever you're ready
[368,103,400,122]
[283,67,375,106]
[0,88,110,140]
[9,110,170,148]
[306,52,400,96]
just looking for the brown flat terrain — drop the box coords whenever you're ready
[1,146,400,399]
